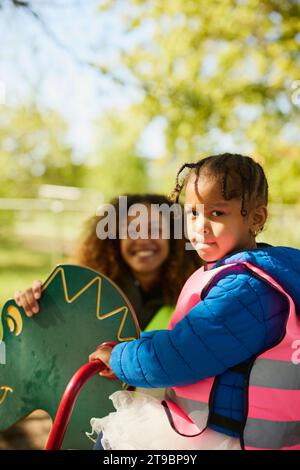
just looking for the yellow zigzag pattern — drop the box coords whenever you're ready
[43,266,139,342]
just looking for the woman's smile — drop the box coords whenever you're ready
[130,248,158,258]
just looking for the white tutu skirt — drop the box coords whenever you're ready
[87,391,241,450]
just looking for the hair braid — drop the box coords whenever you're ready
[169,162,198,202]
[170,153,268,224]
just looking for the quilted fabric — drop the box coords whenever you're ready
[110,246,299,436]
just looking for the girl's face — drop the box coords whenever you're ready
[120,205,170,276]
[185,172,266,262]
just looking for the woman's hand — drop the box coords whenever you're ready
[14,280,43,318]
[89,346,115,378]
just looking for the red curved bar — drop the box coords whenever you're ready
[45,342,118,450]
[45,360,105,450]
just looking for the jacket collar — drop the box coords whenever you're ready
[204,242,273,271]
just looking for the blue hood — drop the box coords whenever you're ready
[215,245,300,315]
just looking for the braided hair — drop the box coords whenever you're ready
[170,153,268,229]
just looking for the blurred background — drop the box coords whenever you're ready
[0,0,300,448]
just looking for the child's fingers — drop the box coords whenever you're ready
[89,351,103,363]
[89,347,111,363]
[32,280,42,299]
[89,350,115,378]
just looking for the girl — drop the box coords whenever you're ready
[88,153,300,450]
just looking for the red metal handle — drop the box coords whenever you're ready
[45,342,118,450]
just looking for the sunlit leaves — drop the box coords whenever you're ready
[95,0,300,202]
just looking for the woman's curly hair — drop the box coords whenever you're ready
[73,194,201,305]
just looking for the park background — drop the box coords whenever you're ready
[0,0,300,449]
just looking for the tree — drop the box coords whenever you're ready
[85,109,149,200]
[94,0,300,202]
[0,103,84,198]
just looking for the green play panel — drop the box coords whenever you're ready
[0,264,140,449]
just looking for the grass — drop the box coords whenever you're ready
[0,209,87,309]
[0,236,68,310]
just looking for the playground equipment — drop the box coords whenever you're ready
[0,265,140,449]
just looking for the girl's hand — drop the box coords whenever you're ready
[14,280,43,318]
[89,346,115,378]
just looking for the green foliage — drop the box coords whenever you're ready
[96,0,300,202]
[0,104,84,198]
[85,110,149,200]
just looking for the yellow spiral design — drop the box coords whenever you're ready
[6,305,23,337]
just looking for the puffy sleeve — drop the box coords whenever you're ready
[110,267,289,388]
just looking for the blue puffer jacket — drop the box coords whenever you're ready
[110,245,300,437]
